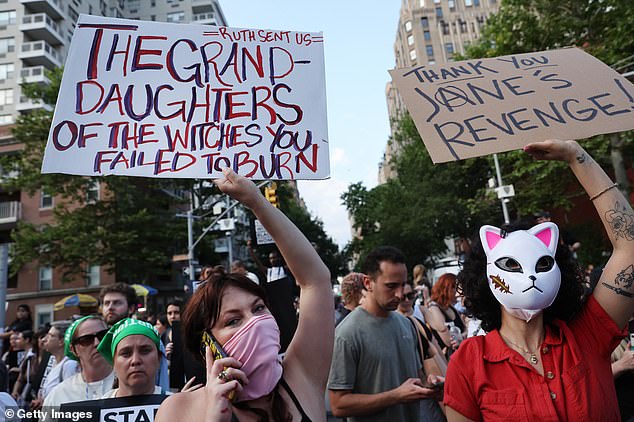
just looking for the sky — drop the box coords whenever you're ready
[221,1,402,248]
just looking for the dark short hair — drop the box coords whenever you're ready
[17,304,32,318]
[166,300,182,311]
[99,283,138,308]
[181,266,269,364]
[156,313,168,326]
[361,246,406,279]
[19,330,34,342]
[458,223,584,332]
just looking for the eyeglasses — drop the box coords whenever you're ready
[72,329,108,347]
[402,292,417,301]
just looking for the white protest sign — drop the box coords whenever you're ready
[58,394,166,422]
[390,48,634,163]
[254,218,274,245]
[42,15,330,179]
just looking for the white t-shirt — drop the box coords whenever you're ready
[102,385,167,398]
[42,371,115,418]
[40,356,80,399]
[266,266,287,282]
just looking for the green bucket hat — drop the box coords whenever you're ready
[64,315,101,361]
[97,318,161,365]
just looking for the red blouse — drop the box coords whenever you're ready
[444,296,627,421]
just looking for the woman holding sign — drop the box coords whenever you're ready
[444,139,634,421]
[156,168,332,421]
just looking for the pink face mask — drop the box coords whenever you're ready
[222,313,283,402]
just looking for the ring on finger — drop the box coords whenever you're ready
[217,370,230,382]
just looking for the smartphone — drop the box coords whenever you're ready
[200,331,236,400]
[630,333,634,351]
[201,331,229,361]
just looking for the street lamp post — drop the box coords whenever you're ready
[493,153,511,224]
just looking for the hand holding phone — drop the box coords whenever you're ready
[201,331,237,401]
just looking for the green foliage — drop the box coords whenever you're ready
[342,114,498,270]
[277,183,345,279]
[3,67,188,283]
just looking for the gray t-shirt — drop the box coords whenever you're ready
[327,307,421,422]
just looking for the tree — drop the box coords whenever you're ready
[265,182,344,280]
[342,114,498,270]
[2,68,189,283]
[463,0,634,265]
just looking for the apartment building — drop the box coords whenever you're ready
[1,0,227,328]
[380,0,499,183]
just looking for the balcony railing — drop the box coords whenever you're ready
[20,13,64,45]
[20,65,49,84]
[19,40,62,67]
[19,0,65,20]
[192,12,218,24]
[0,201,20,223]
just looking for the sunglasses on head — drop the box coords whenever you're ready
[72,329,108,347]
[402,292,417,301]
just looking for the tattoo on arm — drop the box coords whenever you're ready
[605,202,634,240]
[576,152,587,164]
[602,265,634,298]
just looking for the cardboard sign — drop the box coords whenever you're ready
[390,48,634,163]
[58,394,167,422]
[42,15,330,179]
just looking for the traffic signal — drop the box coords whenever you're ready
[264,183,279,208]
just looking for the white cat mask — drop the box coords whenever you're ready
[479,223,561,322]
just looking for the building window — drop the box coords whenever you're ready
[86,264,100,286]
[474,0,480,5]
[40,190,53,209]
[86,180,99,203]
[0,88,11,105]
[0,10,16,25]
[407,35,414,46]
[424,30,431,41]
[426,45,434,58]
[39,266,52,290]
[166,11,185,22]
[419,0,425,6]
[150,15,155,21]
[0,63,13,80]
[442,21,450,35]
[435,7,443,17]
[445,43,455,55]
[465,0,473,6]
[0,114,13,125]
[409,49,417,61]
[448,0,456,10]
[35,304,53,327]
[404,20,412,32]
[0,37,14,55]
[460,20,468,33]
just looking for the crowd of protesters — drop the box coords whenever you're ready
[0,140,633,421]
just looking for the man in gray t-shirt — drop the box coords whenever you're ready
[328,246,440,422]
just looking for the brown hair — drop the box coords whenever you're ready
[341,272,365,307]
[182,266,291,420]
[431,273,457,308]
[99,283,138,308]
[181,266,269,362]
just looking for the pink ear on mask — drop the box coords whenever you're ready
[485,231,502,250]
[535,228,554,248]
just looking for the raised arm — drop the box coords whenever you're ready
[524,139,634,328]
[214,169,333,387]
[246,240,267,276]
